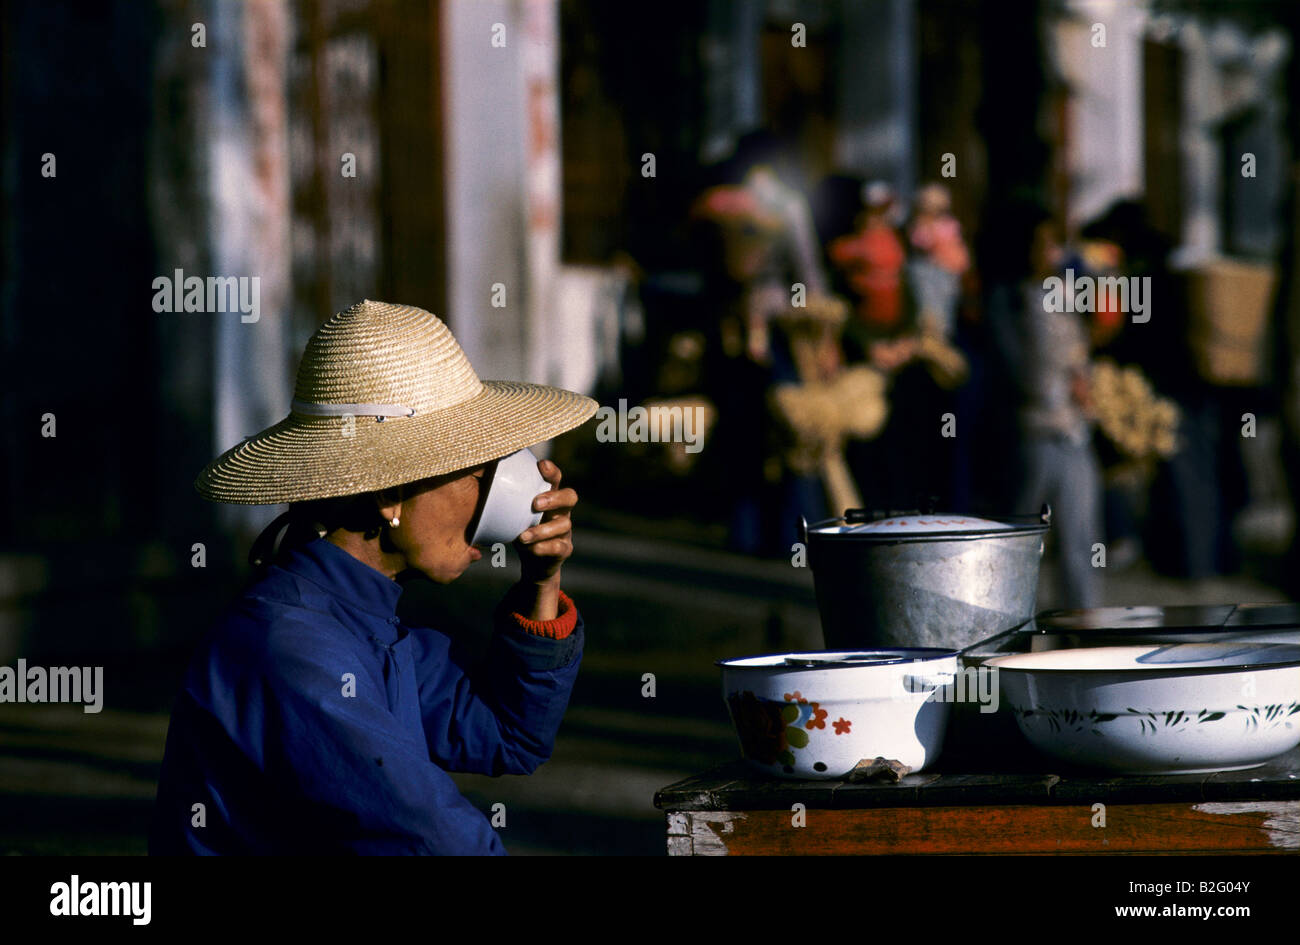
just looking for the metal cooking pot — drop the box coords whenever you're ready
[802,507,1051,651]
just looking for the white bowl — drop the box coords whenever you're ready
[718,649,958,779]
[470,448,547,546]
[988,643,1300,774]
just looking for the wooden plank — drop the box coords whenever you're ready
[705,774,842,811]
[656,749,1300,812]
[1051,773,1208,805]
[669,801,1300,855]
[1204,752,1300,801]
[666,836,693,856]
[653,763,749,812]
[687,812,748,856]
[659,766,944,811]
[913,772,1059,806]
[1190,802,1300,851]
[831,772,941,809]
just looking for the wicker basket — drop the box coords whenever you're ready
[1187,259,1277,386]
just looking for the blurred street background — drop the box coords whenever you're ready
[3,0,1300,854]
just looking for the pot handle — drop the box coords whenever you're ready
[844,508,909,523]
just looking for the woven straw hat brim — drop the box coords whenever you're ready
[196,380,598,505]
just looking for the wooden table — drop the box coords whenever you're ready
[654,747,1300,855]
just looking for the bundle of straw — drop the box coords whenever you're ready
[1090,358,1180,470]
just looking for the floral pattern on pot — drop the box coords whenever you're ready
[1010,702,1300,737]
[725,691,852,768]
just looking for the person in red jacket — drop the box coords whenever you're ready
[829,181,909,338]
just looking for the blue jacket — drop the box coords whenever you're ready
[149,537,583,855]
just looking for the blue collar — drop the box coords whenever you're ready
[278,538,405,620]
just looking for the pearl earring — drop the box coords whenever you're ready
[390,516,400,528]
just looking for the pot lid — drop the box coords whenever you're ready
[804,507,1051,541]
[844,514,1007,534]
[811,514,1029,536]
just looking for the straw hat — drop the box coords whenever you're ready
[196,300,598,504]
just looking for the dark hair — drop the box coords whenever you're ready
[248,486,403,571]
[294,489,403,536]
[1080,200,1172,270]
[705,129,788,189]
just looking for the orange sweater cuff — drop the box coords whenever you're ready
[508,589,578,640]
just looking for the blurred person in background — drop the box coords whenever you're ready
[741,131,831,302]
[907,182,971,342]
[832,182,918,508]
[1066,230,1139,568]
[832,182,964,512]
[991,202,1103,608]
[905,181,973,505]
[831,181,912,363]
[690,167,783,555]
[1081,201,1224,579]
[691,132,835,554]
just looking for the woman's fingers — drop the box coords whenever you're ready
[519,517,572,544]
[519,537,573,559]
[533,486,578,515]
[519,460,576,577]
[538,459,562,489]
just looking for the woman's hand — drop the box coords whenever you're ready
[513,460,577,619]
